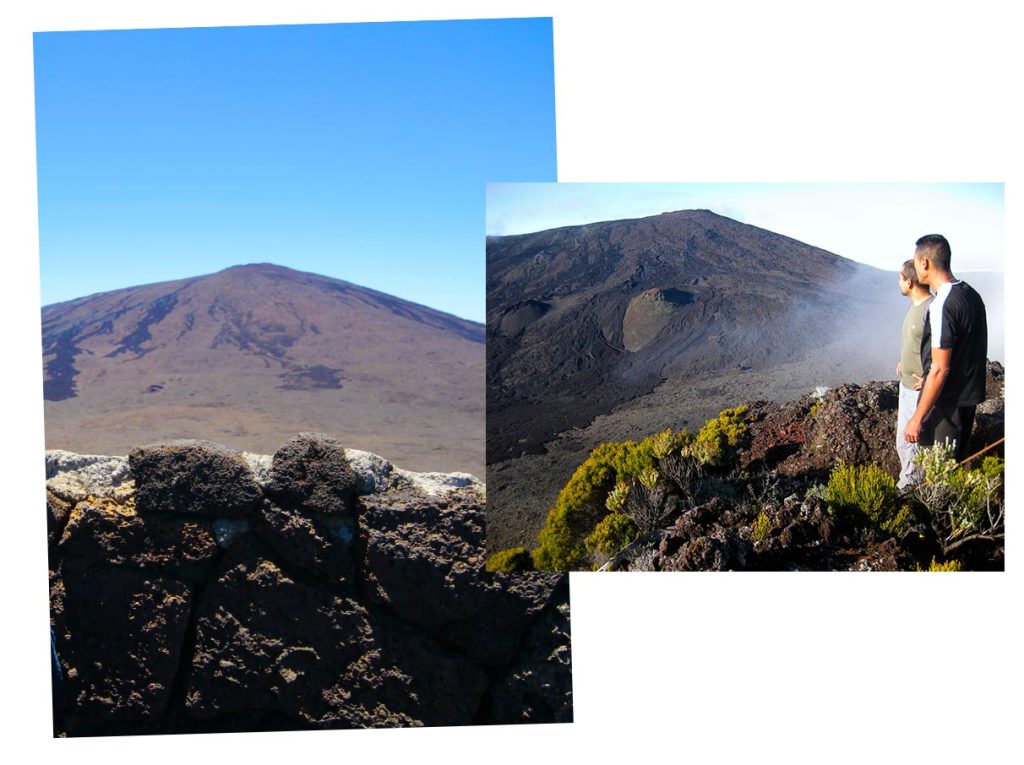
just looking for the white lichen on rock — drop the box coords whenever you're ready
[46,450,134,502]
[46,443,483,504]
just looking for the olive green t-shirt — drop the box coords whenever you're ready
[900,296,932,389]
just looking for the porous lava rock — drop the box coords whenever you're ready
[253,503,356,590]
[47,490,72,549]
[484,576,574,724]
[267,432,358,517]
[55,567,193,726]
[59,497,217,571]
[48,436,572,735]
[185,535,399,726]
[362,486,563,666]
[743,361,1006,479]
[129,440,263,517]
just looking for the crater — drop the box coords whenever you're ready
[621,288,694,352]
[498,299,551,335]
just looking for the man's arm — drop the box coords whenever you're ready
[904,346,952,442]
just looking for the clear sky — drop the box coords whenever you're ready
[34,18,557,321]
[486,183,1004,273]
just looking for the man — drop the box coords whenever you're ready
[903,234,988,463]
[895,259,932,489]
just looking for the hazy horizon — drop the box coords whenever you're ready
[486,183,1004,274]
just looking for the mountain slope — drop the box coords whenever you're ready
[486,210,911,550]
[42,264,484,476]
[488,209,901,463]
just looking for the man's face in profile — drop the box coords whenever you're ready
[898,272,911,297]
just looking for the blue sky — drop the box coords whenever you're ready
[34,18,557,321]
[487,183,1004,273]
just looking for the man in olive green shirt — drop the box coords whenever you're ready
[895,259,932,489]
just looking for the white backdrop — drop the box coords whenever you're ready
[2,1,1019,762]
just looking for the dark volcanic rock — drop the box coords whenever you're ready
[54,567,193,728]
[484,576,573,724]
[130,440,262,517]
[185,536,394,726]
[366,606,491,728]
[48,440,573,735]
[362,486,561,666]
[186,536,490,728]
[47,490,72,548]
[267,432,358,517]
[660,527,752,571]
[254,503,356,589]
[791,382,901,476]
[59,497,217,571]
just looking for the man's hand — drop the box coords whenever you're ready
[905,413,922,443]
[912,373,924,391]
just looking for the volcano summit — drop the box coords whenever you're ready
[42,264,484,477]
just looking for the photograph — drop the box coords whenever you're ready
[36,17,571,736]
[486,183,1004,573]
[5,1,1021,763]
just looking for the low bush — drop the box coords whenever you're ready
[532,429,688,571]
[823,462,900,528]
[687,406,750,467]
[584,512,639,558]
[485,547,534,573]
[912,445,1004,547]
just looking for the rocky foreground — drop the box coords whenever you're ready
[46,434,571,736]
[605,362,1005,572]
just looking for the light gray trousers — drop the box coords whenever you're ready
[896,382,922,489]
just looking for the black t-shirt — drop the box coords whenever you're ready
[920,280,988,407]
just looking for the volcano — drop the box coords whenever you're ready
[42,264,484,477]
[486,209,911,550]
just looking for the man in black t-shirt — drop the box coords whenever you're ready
[903,234,988,463]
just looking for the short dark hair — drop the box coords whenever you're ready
[915,234,951,273]
[901,259,925,289]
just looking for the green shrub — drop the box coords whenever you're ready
[687,406,750,467]
[533,439,658,571]
[927,557,963,572]
[584,512,639,557]
[485,547,534,573]
[980,455,1005,480]
[824,462,899,527]
[644,428,691,459]
[751,510,771,542]
[879,504,914,538]
[532,429,691,571]
[912,446,1004,540]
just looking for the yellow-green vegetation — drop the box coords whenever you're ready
[485,547,534,573]
[824,462,899,528]
[584,512,639,557]
[605,480,630,511]
[751,510,771,542]
[687,406,750,467]
[646,428,689,459]
[532,428,688,571]
[926,557,963,572]
[809,400,826,418]
[879,504,915,538]
[913,446,1004,538]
